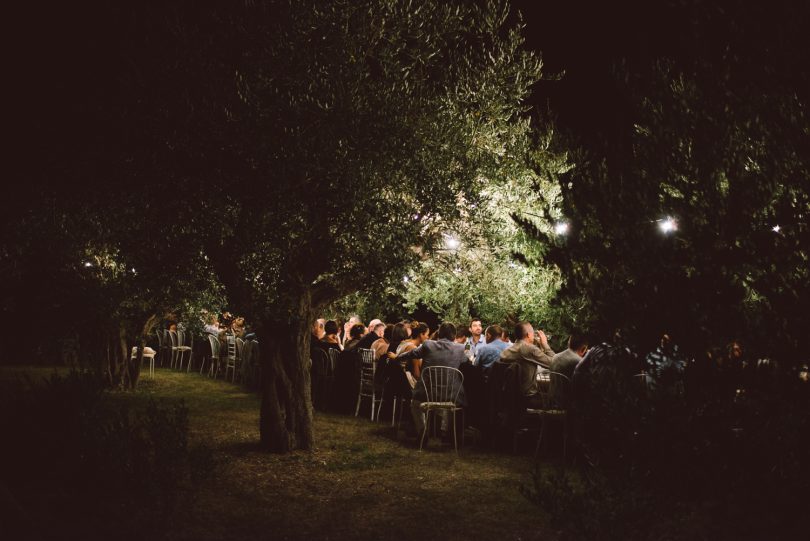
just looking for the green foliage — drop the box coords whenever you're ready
[0,370,215,537]
[526,4,810,357]
[526,377,810,540]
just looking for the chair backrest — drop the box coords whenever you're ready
[236,337,245,359]
[168,330,178,347]
[311,347,329,376]
[544,370,572,409]
[178,330,187,348]
[421,366,464,404]
[156,329,165,347]
[225,335,237,360]
[208,334,221,358]
[327,348,339,375]
[358,348,375,388]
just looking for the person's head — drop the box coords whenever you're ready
[484,324,503,343]
[348,315,361,327]
[568,334,589,357]
[411,322,430,345]
[368,319,383,331]
[513,321,534,344]
[392,323,409,344]
[383,324,394,343]
[324,320,339,337]
[727,341,743,361]
[207,312,219,325]
[349,323,365,340]
[469,319,483,338]
[232,316,245,328]
[501,328,511,342]
[455,327,470,344]
[437,322,457,341]
[312,318,325,339]
[168,322,177,332]
[370,321,385,338]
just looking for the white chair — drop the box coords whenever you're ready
[207,335,221,377]
[223,335,238,382]
[418,366,464,454]
[355,348,379,421]
[167,330,180,369]
[131,346,157,379]
[176,330,193,371]
[156,329,168,367]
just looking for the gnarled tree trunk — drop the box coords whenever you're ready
[258,289,314,452]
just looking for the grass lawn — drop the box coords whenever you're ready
[1,366,557,540]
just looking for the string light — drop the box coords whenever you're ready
[554,222,569,235]
[444,235,460,250]
[659,217,677,233]
[772,225,781,233]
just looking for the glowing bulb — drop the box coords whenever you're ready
[444,235,460,250]
[659,217,677,233]
[772,225,781,233]
[554,222,569,235]
[84,262,93,268]
[403,276,410,283]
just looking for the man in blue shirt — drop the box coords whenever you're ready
[475,324,510,369]
[465,319,486,358]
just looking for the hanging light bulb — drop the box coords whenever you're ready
[659,217,677,233]
[554,222,569,235]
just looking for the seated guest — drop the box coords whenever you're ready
[398,321,430,380]
[395,322,467,435]
[454,327,470,344]
[341,316,363,347]
[203,313,221,336]
[499,322,555,408]
[500,327,512,344]
[343,323,366,351]
[465,319,486,358]
[550,334,589,407]
[311,318,325,354]
[231,317,246,339]
[644,332,686,391]
[475,324,509,369]
[371,324,394,362]
[551,334,589,379]
[356,320,385,350]
[320,320,342,351]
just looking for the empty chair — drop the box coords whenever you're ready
[176,330,193,371]
[418,366,465,454]
[131,346,157,379]
[223,335,238,382]
[155,329,167,367]
[207,335,221,378]
[532,371,571,460]
[355,348,379,421]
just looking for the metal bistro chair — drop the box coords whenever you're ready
[419,366,464,455]
[131,346,156,379]
[531,370,571,460]
[155,329,167,367]
[223,335,238,382]
[355,348,379,421]
[167,330,180,369]
[376,359,409,429]
[176,330,193,371]
[206,335,221,378]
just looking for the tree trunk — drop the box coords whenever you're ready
[126,314,159,389]
[258,290,314,453]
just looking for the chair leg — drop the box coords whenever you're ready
[452,409,458,455]
[370,392,375,421]
[376,389,385,422]
[354,394,362,417]
[419,410,430,451]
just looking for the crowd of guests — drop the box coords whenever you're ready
[309,315,784,440]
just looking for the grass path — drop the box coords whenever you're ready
[3,367,557,540]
